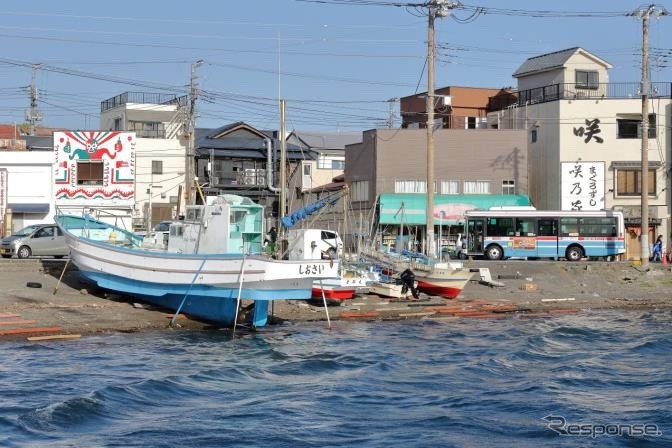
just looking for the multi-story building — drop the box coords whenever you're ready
[100,92,189,229]
[489,47,672,259]
[401,85,516,130]
[346,128,529,252]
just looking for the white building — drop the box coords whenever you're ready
[0,149,54,235]
[100,92,189,230]
[490,47,672,260]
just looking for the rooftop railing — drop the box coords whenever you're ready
[488,82,672,111]
[101,92,189,113]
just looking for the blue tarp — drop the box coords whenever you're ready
[281,201,329,229]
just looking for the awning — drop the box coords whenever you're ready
[378,193,532,225]
[6,203,50,213]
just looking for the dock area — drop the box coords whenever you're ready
[0,258,671,341]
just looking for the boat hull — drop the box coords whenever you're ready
[311,286,356,300]
[58,217,339,327]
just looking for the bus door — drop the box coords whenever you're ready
[466,218,485,254]
[512,217,538,258]
[537,218,559,259]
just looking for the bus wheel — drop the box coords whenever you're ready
[486,244,503,260]
[565,245,584,262]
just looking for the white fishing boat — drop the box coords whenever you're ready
[56,195,339,327]
[360,246,473,299]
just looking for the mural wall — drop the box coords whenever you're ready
[53,131,135,207]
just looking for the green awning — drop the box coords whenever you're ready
[379,193,532,225]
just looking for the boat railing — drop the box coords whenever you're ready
[55,206,143,248]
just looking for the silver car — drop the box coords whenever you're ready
[0,224,69,259]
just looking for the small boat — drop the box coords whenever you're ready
[56,195,339,328]
[360,247,473,299]
[310,267,369,301]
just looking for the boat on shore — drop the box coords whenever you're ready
[56,195,339,328]
[360,246,473,299]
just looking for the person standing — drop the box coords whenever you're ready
[652,235,663,262]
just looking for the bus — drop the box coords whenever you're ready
[463,210,625,261]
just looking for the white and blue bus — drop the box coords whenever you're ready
[464,210,625,261]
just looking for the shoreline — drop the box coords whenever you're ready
[0,258,671,342]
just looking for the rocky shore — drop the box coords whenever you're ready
[0,258,670,342]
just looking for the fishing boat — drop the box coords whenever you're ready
[360,246,473,299]
[55,195,339,328]
[310,267,369,301]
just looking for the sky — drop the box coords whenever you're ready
[0,0,670,133]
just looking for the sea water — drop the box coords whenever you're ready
[0,310,670,447]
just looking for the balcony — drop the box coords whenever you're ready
[488,82,672,111]
[101,92,189,113]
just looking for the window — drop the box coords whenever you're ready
[303,164,312,176]
[395,180,426,193]
[440,180,459,195]
[502,180,515,195]
[531,129,537,143]
[128,121,165,138]
[113,118,122,131]
[617,114,656,139]
[467,117,476,129]
[463,180,491,194]
[575,70,599,89]
[35,226,55,238]
[318,157,345,170]
[77,161,104,186]
[538,219,558,237]
[616,169,656,196]
[486,217,514,237]
[515,218,536,236]
[351,181,369,202]
[152,160,163,175]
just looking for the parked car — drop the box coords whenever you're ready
[0,224,69,259]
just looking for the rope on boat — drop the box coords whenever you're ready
[232,255,247,338]
[170,257,208,328]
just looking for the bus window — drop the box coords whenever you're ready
[560,218,579,237]
[538,219,558,236]
[515,218,536,236]
[579,217,618,237]
[486,217,514,237]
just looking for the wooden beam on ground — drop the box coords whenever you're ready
[0,327,62,336]
[27,334,82,342]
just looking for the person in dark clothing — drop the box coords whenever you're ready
[399,268,420,300]
[265,226,278,252]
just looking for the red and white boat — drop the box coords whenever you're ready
[311,268,369,301]
[360,248,474,299]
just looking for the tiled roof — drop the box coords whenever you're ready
[513,47,581,77]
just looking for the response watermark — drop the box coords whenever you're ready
[543,415,662,438]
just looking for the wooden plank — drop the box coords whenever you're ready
[0,313,21,318]
[0,327,62,336]
[0,320,37,326]
[27,334,82,342]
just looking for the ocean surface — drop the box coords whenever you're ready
[0,310,670,448]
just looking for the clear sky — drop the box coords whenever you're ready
[0,0,669,133]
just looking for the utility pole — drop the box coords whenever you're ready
[26,64,42,136]
[425,0,454,258]
[279,99,287,242]
[185,60,204,206]
[386,97,398,128]
[633,5,667,266]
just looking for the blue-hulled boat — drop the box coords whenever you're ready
[55,195,339,327]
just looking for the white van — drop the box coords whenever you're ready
[285,229,344,260]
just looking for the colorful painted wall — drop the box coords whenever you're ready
[53,131,135,207]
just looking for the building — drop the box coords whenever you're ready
[194,122,316,228]
[100,92,189,230]
[489,47,672,260]
[346,127,528,252]
[400,85,516,130]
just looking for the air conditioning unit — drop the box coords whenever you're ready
[440,95,451,107]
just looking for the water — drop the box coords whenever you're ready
[1,310,670,447]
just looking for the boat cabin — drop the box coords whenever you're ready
[167,195,264,254]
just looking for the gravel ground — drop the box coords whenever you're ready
[0,258,670,341]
